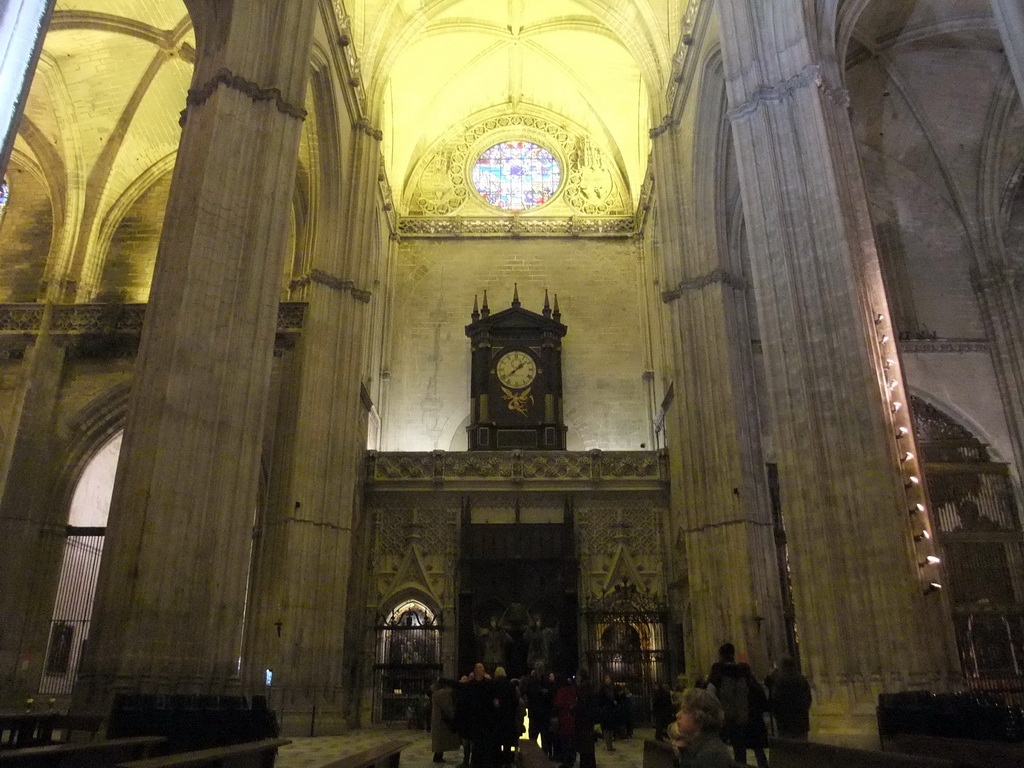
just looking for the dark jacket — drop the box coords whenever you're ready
[768,668,812,737]
[677,732,735,768]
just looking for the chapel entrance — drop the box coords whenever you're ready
[458,515,578,678]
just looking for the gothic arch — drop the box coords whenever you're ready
[51,382,130,522]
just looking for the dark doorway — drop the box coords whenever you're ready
[458,515,577,678]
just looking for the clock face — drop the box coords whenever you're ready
[495,350,537,389]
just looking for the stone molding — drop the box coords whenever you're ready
[354,118,383,141]
[182,68,307,125]
[972,264,1024,292]
[649,116,680,140]
[0,302,307,338]
[899,339,990,354]
[365,450,669,490]
[289,270,372,303]
[397,215,635,238]
[727,64,850,122]
[661,268,746,302]
[0,304,45,332]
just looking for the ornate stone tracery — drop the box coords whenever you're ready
[402,112,631,225]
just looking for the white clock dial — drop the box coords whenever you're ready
[495,350,537,389]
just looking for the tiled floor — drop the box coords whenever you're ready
[276,728,653,768]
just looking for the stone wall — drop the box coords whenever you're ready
[382,237,653,452]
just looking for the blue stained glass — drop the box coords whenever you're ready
[471,141,561,211]
[0,180,8,209]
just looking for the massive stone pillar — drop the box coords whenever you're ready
[716,1,960,734]
[0,329,67,705]
[651,82,786,678]
[992,0,1024,103]
[0,0,54,177]
[245,91,384,735]
[74,0,318,706]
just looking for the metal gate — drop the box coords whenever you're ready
[40,527,105,695]
[582,581,669,723]
[372,601,442,723]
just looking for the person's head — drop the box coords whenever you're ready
[603,673,613,685]
[718,642,736,662]
[494,666,507,679]
[675,688,724,743]
[576,668,590,685]
[473,662,486,680]
[779,655,798,673]
[533,661,545,677]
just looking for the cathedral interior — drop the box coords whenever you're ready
[1,0,1023,743]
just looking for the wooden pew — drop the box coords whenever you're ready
[0,715,57,749]
[769,737,964,768]
[0,735,165,767]
[314,739,412,768]
[642,737,746,768]
[886,734,1024,768]
[115,739,290,768]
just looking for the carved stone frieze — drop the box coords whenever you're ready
[0,304,45,331]
[366,450,669,488]
[50,304,146,333]
[0,303,307,344]
[398,216,635,238]
[899,339,990,354]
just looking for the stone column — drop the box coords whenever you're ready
[651,105,786,676]
[0,330,67,705]
[0,0,54,176]
[245,113,383,734]
[992,0,1024,104]
[973,266,1024,476]
[74,0,319,707]
[716,0,960,733]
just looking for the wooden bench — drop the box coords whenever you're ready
[50,715,104,743]
[642,737,746,768]
[0,736,165,767]
[315,739,412,768]
[114,738,290,768]
[769,736,965,768]
[517,738,547,768]
[886,734,1024,768]
[0,715,58,749]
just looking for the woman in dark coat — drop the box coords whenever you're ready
[552,674,577,768]
[432,680,461,762]
[767,655,812,739]
[573,669,597,768]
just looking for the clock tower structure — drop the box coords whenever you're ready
[465,286,567,450]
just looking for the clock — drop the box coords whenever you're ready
[465,286,567,451]
[496,350,537,389]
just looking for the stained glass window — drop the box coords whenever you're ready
[472,141,560,211]
[0,179,8,228]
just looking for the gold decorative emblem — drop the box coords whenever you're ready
[502,386,534,416]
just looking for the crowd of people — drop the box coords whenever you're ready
[425,644,811,768]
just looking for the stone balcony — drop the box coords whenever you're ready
[364,449,669,492]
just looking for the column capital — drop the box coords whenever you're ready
[727,64,849,122]
[972,264,1024,293]
[180,67,308,126]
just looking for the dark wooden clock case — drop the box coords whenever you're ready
[465,290,567,450]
